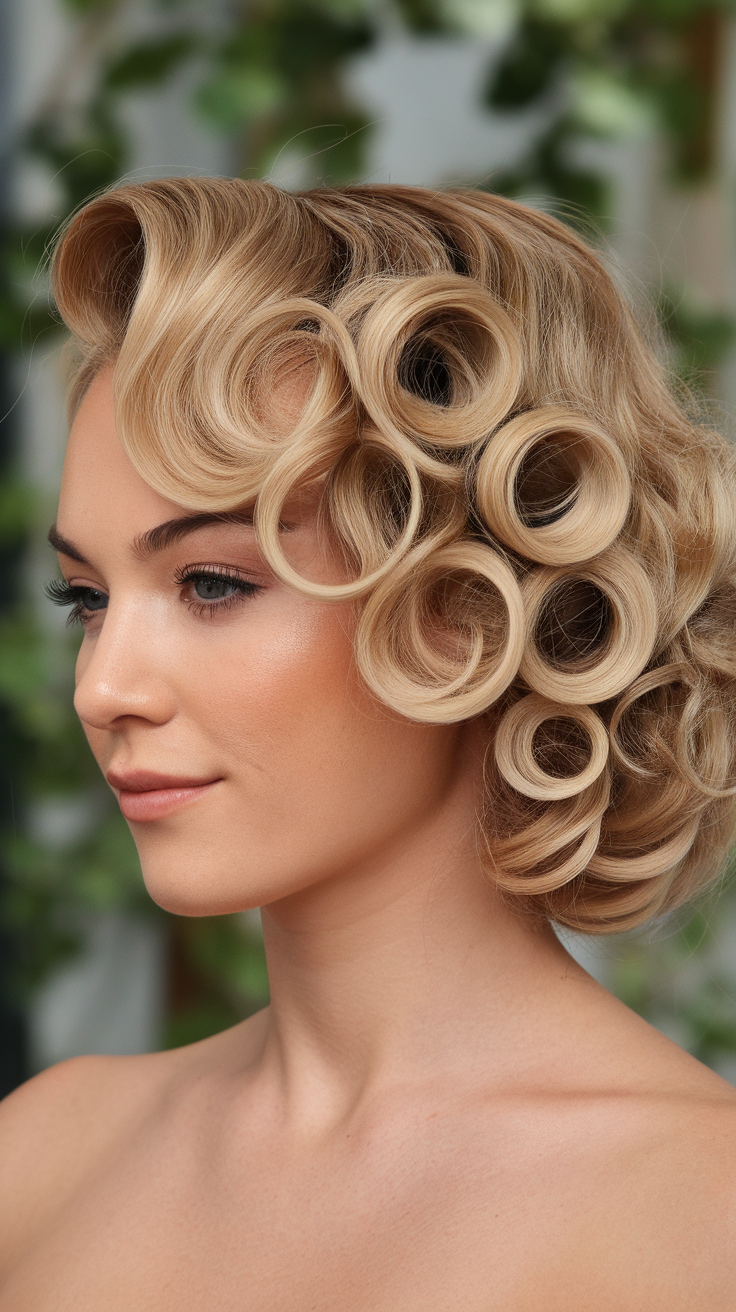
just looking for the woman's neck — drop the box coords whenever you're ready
[256,735,581,1132]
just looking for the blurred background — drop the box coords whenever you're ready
[1,0,736,1098]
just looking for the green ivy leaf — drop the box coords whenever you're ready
[196,65,288,130]
[104,32,199,90]
[486,17,568,109]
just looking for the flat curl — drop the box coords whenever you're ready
[51,178,736,934]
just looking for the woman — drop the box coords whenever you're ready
[1,178,735,1308]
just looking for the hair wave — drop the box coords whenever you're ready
[51,178,736,934]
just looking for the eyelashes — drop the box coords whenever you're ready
[173,563,264,618]
[45,578,108,627]
[45,565,264,627]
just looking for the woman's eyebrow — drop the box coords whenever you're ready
[47,525,91,565]
[47,509,289,566]
[131,511,255,559]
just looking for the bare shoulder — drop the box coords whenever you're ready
[571,1013,736,1303]
[0,1014,263,1279]
[0,1051,165,1275]
[591,992,736,1204]
[619,1074,736,1306]
[495,981,736,1304]
[648,1055,736,1200]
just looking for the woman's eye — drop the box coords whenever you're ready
[79,588,108,611]
[175,566,264,615]
[193,577,239,601]
[45,578,109,626]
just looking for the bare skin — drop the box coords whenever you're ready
[1,368,735,1309]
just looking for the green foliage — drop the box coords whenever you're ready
[196,5,375,179]
[62,0,118,12]
[104,33,199,90]
[164,914,269,1048]
[608,859,736,1071]
[489,116,612,230]
[4,809,147,994]
[393,0,448,31]
[489,16,567,107]
[0,597,149,997]
[26,110,129,211]
[485,0,735,209]
[658,288,736,389]
[0,485,34,550]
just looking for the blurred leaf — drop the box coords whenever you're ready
[393,0,448,32]
[659,286,736,386]
[0,614,48,702]
[273,11,373,78]
[488,118,611,227]
[571,65,655,136]
[639,0,716,22]
[104,32,199,90]
[0,484,35,548]
[164,999,243,1048]
[163,913,269,1047]
[607,871,736,1071]
[530,0,629,18]
[197,65,288,129]
[25,110,128,212]
[486,17,568,108]
[2,807,150,993]
[178,915,269,1006]
[305,0,373,16]
[259,109,373,183]
[440,0,519,36]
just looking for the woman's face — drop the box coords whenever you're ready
[54,369,470,915]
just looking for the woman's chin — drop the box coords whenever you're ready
[139,865,263,918]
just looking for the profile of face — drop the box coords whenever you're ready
[54,369,474,917]
[45,179,736,939]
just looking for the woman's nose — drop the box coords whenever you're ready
[73,607,177,731]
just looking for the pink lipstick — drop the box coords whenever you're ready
[106,769,221,822]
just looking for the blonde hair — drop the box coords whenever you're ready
[52,178,736,934]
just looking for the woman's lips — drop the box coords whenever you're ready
[106,770,221,822]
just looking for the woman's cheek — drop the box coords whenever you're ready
[183,597,358,755]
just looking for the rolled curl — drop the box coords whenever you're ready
[494,694,610,801]
[254,429,427,601]
[489,770,611,895]
[474,406,631,566]
[349,275,522,458]
[356,539,526,723]
[520,548,658,704]
[117,298,361,510]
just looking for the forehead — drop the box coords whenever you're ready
[59,367,188,540]
[57,366,322,552]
